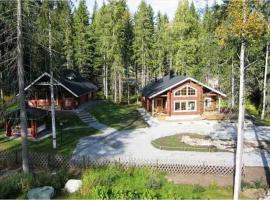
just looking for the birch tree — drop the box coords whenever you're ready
[217,1,265,199]
[17,0,29,173]
[261,0,270,120]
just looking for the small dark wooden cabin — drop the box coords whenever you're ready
[24,70,98,110]
[5,108,49,138]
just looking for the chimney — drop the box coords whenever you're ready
[169,69,175,78]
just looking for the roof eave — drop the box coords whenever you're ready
[148,77,227,99]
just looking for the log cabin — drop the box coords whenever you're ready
[141,73,227,118]
[24,69,98,110]
[5,107,49,138]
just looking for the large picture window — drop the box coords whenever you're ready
[174,101,196,112]
[174,86,196,96]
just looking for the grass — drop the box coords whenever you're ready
[246,101,270,126]
[0,112,100,156]
[152,134,226,152]
[2,166,253,199]
[58,165,250,199]
[89,101,148,130]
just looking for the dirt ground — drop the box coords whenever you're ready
[166,166,270,187]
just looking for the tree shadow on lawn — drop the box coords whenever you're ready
[72,128,142,160]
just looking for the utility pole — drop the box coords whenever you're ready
[17,0,29,173]
[49,8,56,149]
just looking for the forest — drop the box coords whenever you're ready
[0,0,269,117]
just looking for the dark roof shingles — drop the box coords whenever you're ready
[142,75,187,98]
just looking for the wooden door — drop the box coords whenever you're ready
[155,98,163,113]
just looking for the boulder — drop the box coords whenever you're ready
[27,186,55,200]
[65,179,82,193]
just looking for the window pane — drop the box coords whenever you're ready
[181,87,187,95]
[175,102,180,111]
[188,87,196,95]
[175,90,181,96]
[181,102,186,110]
[188,101,196,111]
[205,98,211,108]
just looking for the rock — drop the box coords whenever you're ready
[65,179,82,193]
[242,188,266,199]
[27,186,55,200]
[181,135,234,151]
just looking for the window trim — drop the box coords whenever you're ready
[174,85,197,97]
[174,100,197,112]
[204,97,212,109]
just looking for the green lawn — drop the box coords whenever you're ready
[58,165,250,199]
[152,134,226,152]
[0,112,100,156]
[89,101,148,130]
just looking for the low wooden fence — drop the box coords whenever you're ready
[0,150,244,176]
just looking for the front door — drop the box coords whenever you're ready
[155,98,163,113]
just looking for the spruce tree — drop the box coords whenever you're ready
[133,0,154,88]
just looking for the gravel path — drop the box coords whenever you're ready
[72,107,270,167]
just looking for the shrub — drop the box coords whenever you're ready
[192,184,206,193]
[0,173,33,199]
[145,177,162,190]
[253,179,265,189]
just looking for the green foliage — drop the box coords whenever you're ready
[66,165,235,199]
[0,170,73,199]
[0,173,33,199]
[241,179,266,190]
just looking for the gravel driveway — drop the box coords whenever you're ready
[72,109,270,167]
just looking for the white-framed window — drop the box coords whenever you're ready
[204,97,212,109]
[174,86,197,96]
[174,100,197,112]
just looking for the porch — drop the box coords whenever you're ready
[26,85,89,110]
[145,94,223,118]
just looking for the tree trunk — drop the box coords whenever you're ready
[0,72,4,104]
[17,0,29,173]
[105,65,108,99]
[233,40,246,200]
[261,43,269,120]
[118,73,122,103]
[141,40,145,88]
[103,55,106,97]
[49,10,56,149]
[127,65,130,105]
[114,71,117,103]
[231,57,235,108]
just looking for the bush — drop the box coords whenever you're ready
[145,177,162,190]
[0,169,73,199]
[0,173,33,199]
[192,184,206,193]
